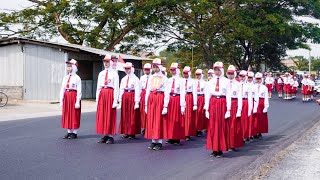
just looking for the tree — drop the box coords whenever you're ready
[0,0,175,50]
[292,56,309,71]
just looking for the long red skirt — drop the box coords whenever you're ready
[62,91,81,129]
[266,84,273,93]
[118,92,141,135]
[302,85,308,95]
[254,98,268,134]
[207,97,228,151]
[276,84,283,92]
[140,90,147,129]
[145,92,165,139]
[284,84,291,93]
[96,88,117,135]
[241,99,249,139]
[185,94,196,136]
[292,87,297,94]
[195,95,206,130]
[248,101,257,137]
[163,95,185,140]
[228,99,243,148]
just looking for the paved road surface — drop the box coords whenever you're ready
[0,96,320,180]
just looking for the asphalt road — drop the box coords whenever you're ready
[1,95,320,180]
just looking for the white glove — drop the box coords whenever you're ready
[134,102,139,110]
[263,107,268,113]
[112,102,118,108]
[75,102,80,109]
[236,110,241,118]
[193,106,197,111]
[225,111,230,119]
[162,107,168,115]
[145,105,147,114]
[205,111,210,119]
[253,109,257,114]
[181,107,185,115]
[117,102,122,109]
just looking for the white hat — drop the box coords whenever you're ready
[239,70,247,76]
[183,66,191,73]
[208,69,214,74]
[152,58,162,65]
[170,62,180,70]
[66,59,78,67]
[247,71,254,78]
[227,65,236,73]
[213,61,224,68]
[255,72,263,79]
[143,63,151,69]
[103,54,115,61]
[124,62,133,69]
[195,69,203,75]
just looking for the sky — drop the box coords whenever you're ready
[1,0,320,58]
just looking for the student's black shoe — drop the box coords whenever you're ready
[210,151,218,157]
[216,151,223,158]
[148,143,157,150]
[196,131,203,137]
[98,136,109,143]
[153,143,163,151]
[128,135,136,140]
[63,133,71,139]
[106,137,114,144]
[122,134,129,139]
[68,133,77,139]
[166,139,174,144]
[141,129,145,135]
[185,136,191,141]
[173,140,181,146]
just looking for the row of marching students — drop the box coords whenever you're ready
[204,62,269,157]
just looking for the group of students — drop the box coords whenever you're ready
[59,56,269,158]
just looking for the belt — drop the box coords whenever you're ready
[231,98,238,100]
[66,89,77,92]
[243,98,248,100]
[124,89,135,92]
[186,92,192,94]
[198,94,204,96]
[102,86,113,89]
[170,93,180,96]
[211,95,226,98]
[151,91,164,94]
[259,97,265,99]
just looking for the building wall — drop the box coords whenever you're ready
[23,44,65,101]
[0,86,23,100]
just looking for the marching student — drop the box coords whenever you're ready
[96,55,119,144]
[140,63,152,135]
[208,69,214,81]
[182,66,197,141]
[145,58,168,150]
[289,75,295,100]
[239,70,253,142]
[292,77,299,98]
[276,74,283,98]
[247,72,256,140]
[118,62,141,139]
[301,74,309,102]
[283,72,290,100]
[226,65,243,151]
[163,63,186,145]
[194,69,206,137]
[309,76,315,101]
[204,61,230,158]
[253,72,269,139]
[265,72,274,99]
[60,59,82,139]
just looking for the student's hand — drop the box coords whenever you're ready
[161,107,168,115]
[193,106,197,111]
[225,111,230,119]
[205,111,210,119]
[112,102,118,109]
[134,102,139,110]
[75,102,80,109]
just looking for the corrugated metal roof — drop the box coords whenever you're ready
[0,37,153,61]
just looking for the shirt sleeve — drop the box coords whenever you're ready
[118,76,125,102]
[237,83,242,111]
[226,80,231,111]
[134,76,141,103]
[264,86,269,108]
[180,79,186,108]
[59,76,66,103]
[96,72,102,103]
[76,76,82,103]
[163,78,171,108]
[113,72,120,105]
[145,76,152,106]
[204,81,210,110]
[192,80,197,106]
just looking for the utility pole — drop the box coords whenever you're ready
[309,50,311,74]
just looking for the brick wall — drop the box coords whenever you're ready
[0,86,23,100]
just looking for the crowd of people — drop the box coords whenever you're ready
[59,56,270,158]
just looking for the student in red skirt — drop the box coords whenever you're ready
[204,61,230,158]
[60,59,82,139]
[163,63,186,145]
[253,72,269,139]
[292,77,299,98]
[308,76,315,102]
[96,55,119,144]
[283,72,291,100]
[276,74,283,98]
[301,74,309,102]
[265,72,274,99]
[182,66,197,141]
[139,63,152,135]
[239,70,253,142]
[194,69,206,137]
[247,72,256,140]
[118,62,141,139]
[145,58,168,150]
[226,65,243,151]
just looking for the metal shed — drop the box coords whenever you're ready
[0,37,152,101]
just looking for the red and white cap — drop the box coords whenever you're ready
[239,70,247,76]
[152,58,162,65]
[66,59,78,67]
[213,61,224,68]
[255,72,263,79]
[143,63,151,69]
[183,66,191,73]
[247,71,254,78]
[208,69,214,74]
[195,69,203,75]
[227,65,236,73]
[124,62,133,69]
[103,54,115,61]
[170,62,180,70]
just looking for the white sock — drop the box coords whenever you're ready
[152,140,156,143]
[67,129,71,133]
[158,139,163,144]
[108,135,113,137]
[73,129,78,134]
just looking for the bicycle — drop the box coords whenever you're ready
[0,92,8,107]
